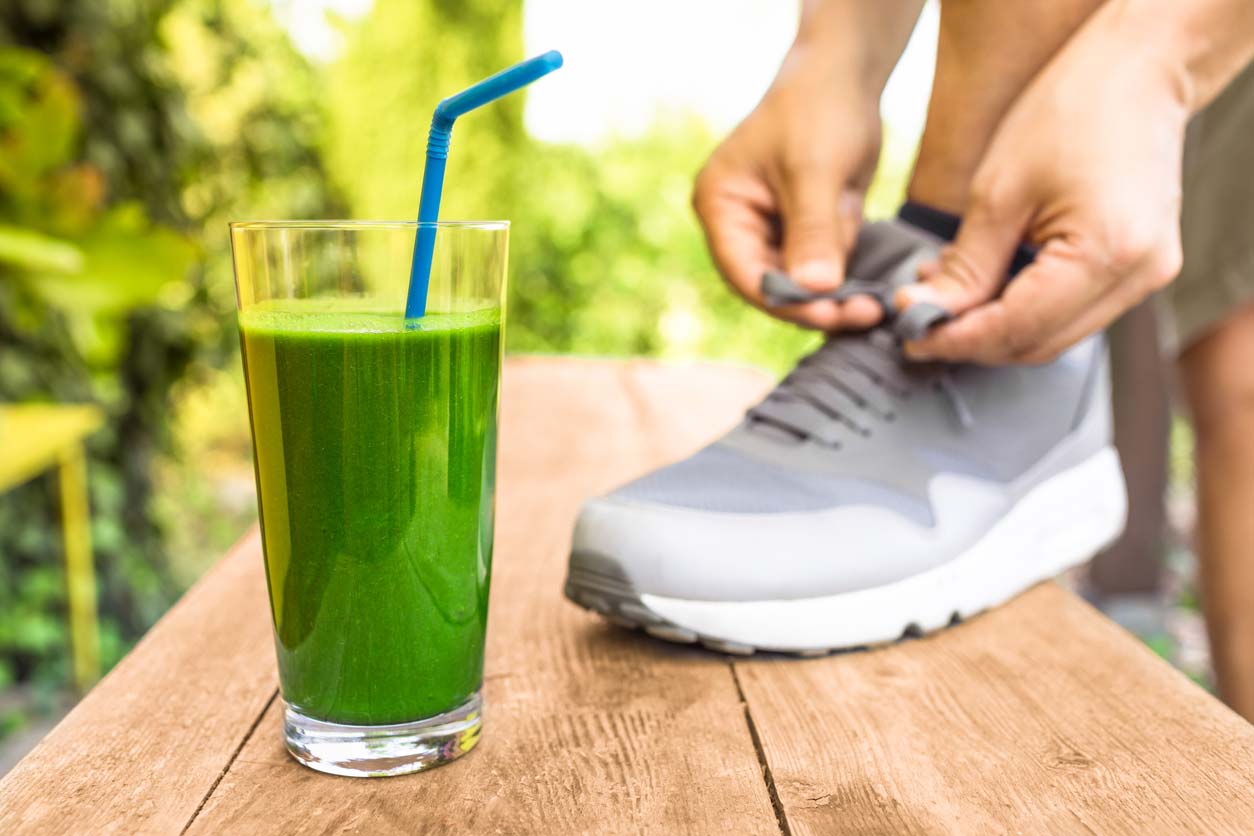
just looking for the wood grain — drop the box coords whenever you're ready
[8,357,1254,836]
[183,358,780,835]
[735,583,1254,835]
[0,530,277,835]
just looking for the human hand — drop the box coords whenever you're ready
[693,46,884,331]
[895,10,1191,364]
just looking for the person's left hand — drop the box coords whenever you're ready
[894,13,1190,365]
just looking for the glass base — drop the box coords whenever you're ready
[282,690,483,778]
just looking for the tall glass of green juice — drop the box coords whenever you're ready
[230,221,507,778]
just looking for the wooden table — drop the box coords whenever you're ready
[2,358,1252,835]
[0,404,104,691]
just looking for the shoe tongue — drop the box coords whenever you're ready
[844,220,944,293]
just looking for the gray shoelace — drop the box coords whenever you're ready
[761,270,952,341]
[749,298,974,446]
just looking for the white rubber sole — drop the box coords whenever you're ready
[590,446,1126,654]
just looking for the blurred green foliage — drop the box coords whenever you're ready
[0,41,192,702]
[0,0,918,737]
[0,0,335,725]
[324,0,825,370]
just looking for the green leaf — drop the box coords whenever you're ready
[0,223,84,273]
[0,48,81,190]
[20,204,198,315]
[10,611,63,654]
[0,709,27,741]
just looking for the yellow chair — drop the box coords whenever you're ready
[0,404,104,692]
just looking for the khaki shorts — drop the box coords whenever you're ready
[1158,59,1254,356]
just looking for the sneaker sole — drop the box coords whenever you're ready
[564,446,1126,655]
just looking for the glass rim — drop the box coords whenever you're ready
[228,219,509,231]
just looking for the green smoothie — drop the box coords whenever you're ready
[239,300,501,726]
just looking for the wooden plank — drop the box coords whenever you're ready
[735,582,1254,835]
[17,356,1245,835]
[0,359,772,834]
[183,358,779,835]
[0,530,277,836]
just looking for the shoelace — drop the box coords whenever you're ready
[761,270,952,341]
[747,323,974,448]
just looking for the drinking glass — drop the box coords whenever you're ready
[230,220,507,777]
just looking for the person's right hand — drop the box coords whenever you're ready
[692,45,886,331]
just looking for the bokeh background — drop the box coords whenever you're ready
[0,0,1203,764]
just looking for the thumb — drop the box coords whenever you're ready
[780,176,849,291]
[895,189,1031,315]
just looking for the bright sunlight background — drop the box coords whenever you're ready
[277,0,937,146]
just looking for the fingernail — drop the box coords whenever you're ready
[792,260,840,290]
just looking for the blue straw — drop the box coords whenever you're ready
[406,50,564,319]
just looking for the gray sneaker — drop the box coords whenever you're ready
[565,219,1127,654]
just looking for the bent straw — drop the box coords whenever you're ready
[405,50,564,319]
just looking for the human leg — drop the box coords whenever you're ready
[1164,59,1254,721]
[908,0,1104,212]
[1179,308,1254,721]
